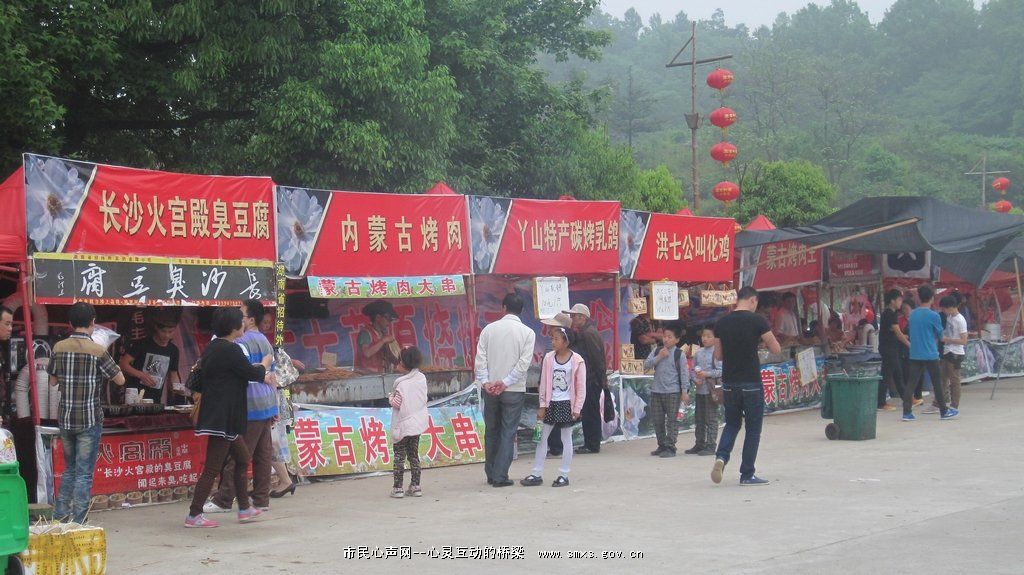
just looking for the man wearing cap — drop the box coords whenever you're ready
[476,293,536,488]
[550,303,606,454]
[357,300,400,373]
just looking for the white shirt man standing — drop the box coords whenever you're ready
[475,293,535,487]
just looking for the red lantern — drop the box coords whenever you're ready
[713,181,740,204]
[993,200,1012,213]
[709,107,737,131]
[993,177,1011,193]
[707,68,734,90]
[710,142,738,166]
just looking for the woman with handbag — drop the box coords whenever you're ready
[687,326,722,456]
[184,307,268,528]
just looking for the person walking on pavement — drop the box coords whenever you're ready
[903,285,959,421]
[711,287,781,486]
[476,293,536,488]
[548,303,606,455]
[878,289,909,411]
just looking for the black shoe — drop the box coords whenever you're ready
[659,449,677,458]
[520,475,543,487]
[575,446,599,454]
[487,478,494,485]
[547,451,562,458]
[552,476,569,487]
[740,475,770,486]
[683,445,702,455]
[270,483,296,498]
[650,446,665,456]
[492,479,514,488]
[697,448,716,456]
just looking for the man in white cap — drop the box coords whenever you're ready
[549,303,606,454]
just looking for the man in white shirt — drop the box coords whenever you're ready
[773,293,800,339]
[475,293,536,487]
[939,295,968,411]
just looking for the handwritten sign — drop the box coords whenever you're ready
[649,281,679,321]
[620,359,646,375]
[620,344,636,362]
[796,348,818,386]
[532,277,569,320]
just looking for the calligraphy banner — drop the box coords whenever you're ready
[627,212,735,282]
[469,196,620,275]
[33,253,276,306]
[52,429,207,497]
[740,242,822,291]
[289,404,485,475]
[277,187,471,278]
[23,154,275,260]
[308,275,466,299]
[826,251,879,284]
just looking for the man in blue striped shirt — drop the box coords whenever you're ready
[205,299,278,512]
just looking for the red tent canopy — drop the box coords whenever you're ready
[425,181,458,195]
[675,208,694,216]
[0,168,26,263]
[745,215,776,231]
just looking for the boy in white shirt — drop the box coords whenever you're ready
[939,295,968,411]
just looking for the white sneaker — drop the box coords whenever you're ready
[203,501,233,514]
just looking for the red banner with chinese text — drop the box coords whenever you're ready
[52,429,207,497]
[282,187,471,278]
[632,214,735,282]
[752,241,822,290]
[24,154,275,261]
[826,251,879,283]
[470,196,619,275]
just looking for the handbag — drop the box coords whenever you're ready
[184,357,203,393]
[602,387,616,422]
[709,379,724,405]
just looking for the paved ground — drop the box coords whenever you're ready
[94,378,1024,574]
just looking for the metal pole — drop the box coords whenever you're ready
[982,154,987,209]
[20,264,39,427]
[690,22,699,214]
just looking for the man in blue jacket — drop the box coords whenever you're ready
[903,285,959,421]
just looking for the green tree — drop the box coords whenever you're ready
[729,160,836,226]
[636,165,684,213]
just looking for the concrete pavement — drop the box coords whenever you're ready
[94,378,1024,574]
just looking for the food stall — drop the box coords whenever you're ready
[616,209,736,438]
[20,154,278,509]
[466,195,621,447]
[274,185,484,476]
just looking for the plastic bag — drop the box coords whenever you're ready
[273,348,300,387]
[90,325,120,349]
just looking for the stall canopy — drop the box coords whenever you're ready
[737,197,1024,255]
[0,168,26,263]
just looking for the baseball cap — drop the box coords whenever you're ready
[541,312,572,328]
[562,303,591,317]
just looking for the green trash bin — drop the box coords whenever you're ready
[824,374,879,440]
[0,461,29,572]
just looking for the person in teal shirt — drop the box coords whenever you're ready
[903,285,959,421]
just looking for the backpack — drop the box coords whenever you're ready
[672,347,686,393]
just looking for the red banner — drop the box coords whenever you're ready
[827,251,879,283]
[752,241,822,290]
[632,214,735,282]
[470,196,620,275]
[24,154,275,261]
[280,188,470,277]
[52,429,207,497]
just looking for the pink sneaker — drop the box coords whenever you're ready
[238,507,264,523]
[184,514,219,528]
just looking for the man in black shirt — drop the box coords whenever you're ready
[119,316,182,404]
[879,289,909,410]
[711,286,781,486]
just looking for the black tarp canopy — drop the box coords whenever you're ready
[736,197,1024,287]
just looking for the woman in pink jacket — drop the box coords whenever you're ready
[521,327,586,487]
[389,347,428,498]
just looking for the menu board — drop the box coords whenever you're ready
[532,277,569,320]
[649,281,680,321]
[796,348,818,386]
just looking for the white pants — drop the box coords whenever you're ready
[532,424,574,477]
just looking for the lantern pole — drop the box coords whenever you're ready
[667,23,731,215]
[965,154,1010,209]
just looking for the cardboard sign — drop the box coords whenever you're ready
[700,289,737,308]
[649,281,680,320]
[796,348,818,386]
[627,297,648,315]
[532,276,569,320]
[679,288,691,307]
[620,359,646,375]
[620,344,636,362]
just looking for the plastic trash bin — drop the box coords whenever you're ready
[0,461,28,574]
[823,374,879,440]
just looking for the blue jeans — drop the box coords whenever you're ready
[55,424,103,523]
[714,383,765,480]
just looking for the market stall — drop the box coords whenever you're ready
[18,153,279,509]
[274,185,484,476]
[616,209,738,438]
[467,195,621,447]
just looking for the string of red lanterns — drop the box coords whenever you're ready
[991,177,1012,212]
[708,68,739,205]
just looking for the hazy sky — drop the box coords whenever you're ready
[599,1,978,28]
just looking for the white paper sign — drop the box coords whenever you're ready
[533,277,569,320]
[796,348,818,386]
[649,281,680,321]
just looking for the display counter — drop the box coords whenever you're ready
[291,367,474,406]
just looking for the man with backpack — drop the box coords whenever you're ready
[644,323,690,458]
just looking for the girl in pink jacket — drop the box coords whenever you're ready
[389,347,428,498]
[521,327,586,488]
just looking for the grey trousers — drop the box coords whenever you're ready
[483,390,525,483]
[649,392,681,451]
